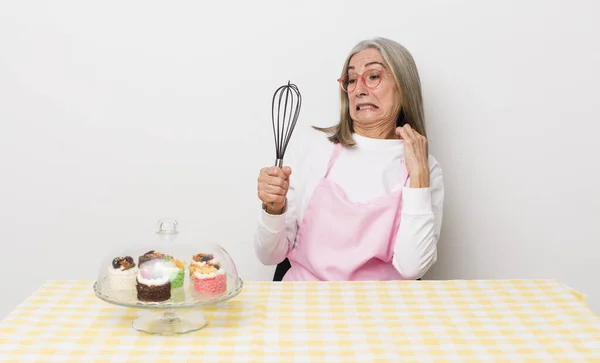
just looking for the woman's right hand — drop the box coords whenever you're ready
[257,166,292,214]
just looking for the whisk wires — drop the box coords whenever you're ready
[272,81,302,164]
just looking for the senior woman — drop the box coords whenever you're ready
[253,37,444,282]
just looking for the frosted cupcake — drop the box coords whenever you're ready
[189,253,226,295]
[106,256,138,291]
[136,251,171,302]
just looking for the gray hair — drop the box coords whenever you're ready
[315,37,427,146]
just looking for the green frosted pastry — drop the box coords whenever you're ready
[171,267,185,288]
[162,255,186,289]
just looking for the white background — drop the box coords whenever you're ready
[1,0,599,319]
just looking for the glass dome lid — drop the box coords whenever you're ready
[94,218,242,308]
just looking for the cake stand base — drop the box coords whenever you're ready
[133,309,208,335]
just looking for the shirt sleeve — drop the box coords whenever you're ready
[391,156,444,279]
[252,150,300,266]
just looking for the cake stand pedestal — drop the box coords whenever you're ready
[133,308,208,335]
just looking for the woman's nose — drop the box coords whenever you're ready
[354,79,368,96]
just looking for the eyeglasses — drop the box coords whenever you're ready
[337,69,385,93]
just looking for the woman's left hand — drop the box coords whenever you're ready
[396,124,430,188]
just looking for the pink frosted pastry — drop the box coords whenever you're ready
[189,253,227,294]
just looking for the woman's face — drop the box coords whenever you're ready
[346,48,402,130]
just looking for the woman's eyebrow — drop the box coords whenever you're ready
[347,61,385,71]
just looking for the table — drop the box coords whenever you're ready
[1,279,599,362]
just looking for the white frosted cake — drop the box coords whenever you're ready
[106,256,138,291]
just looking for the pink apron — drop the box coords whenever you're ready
[283,142,410,281]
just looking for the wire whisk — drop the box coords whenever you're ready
[272,81,302,168]
[270,81,302,209]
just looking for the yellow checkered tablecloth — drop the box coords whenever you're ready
[1,280,599,362]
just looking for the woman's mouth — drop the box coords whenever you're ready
[356,103,378,111]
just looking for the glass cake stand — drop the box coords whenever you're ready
[93,219,244,335]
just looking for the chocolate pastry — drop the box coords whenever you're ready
[135,278,171,302]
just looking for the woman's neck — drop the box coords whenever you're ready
[353,121,398,140]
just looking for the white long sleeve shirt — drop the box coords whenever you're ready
[253,130,444,280]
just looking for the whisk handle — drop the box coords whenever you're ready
[270,159,285,209]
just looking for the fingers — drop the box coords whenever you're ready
[396,126,412,145]
[396,124,427,146]
[258,174,288,188]
[396,126,405,139]
[262,166,291,179]
[257,166,292,209]
[258,178,288,194]
[257,190,286,206]
[258,170,290,188]
[404,124,416,139]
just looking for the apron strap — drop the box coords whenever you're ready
[323,143,343,178]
